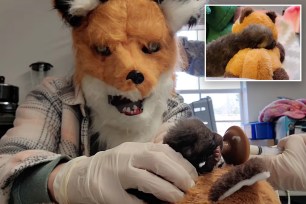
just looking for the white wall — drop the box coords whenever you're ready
[245,76,306,122]
[244,2,305,122]
[212,0,305,122]
[0,0,304,119]
[0,0,74,102]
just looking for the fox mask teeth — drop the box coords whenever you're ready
[108,95,144,116]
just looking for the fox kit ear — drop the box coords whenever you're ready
[266,11,277,23]
[239,7,254,23]
[53,0,104,27]
[155,0,205,33]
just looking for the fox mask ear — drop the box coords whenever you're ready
[53,0,102,27]
[53,0,205,32]
[155,0,205,32]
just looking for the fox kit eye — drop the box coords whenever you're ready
[95,45,111,56]
[142,42,161,54]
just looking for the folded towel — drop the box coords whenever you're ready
[259,99,306,122]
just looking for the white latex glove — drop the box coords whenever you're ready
[255,134,306,191]
[53,142,198,204]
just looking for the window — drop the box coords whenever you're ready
[176,26,243,135]
[177,25,204,41]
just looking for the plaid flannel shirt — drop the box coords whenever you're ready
[0,76,192,203]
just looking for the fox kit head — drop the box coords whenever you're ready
[54,0,203,147]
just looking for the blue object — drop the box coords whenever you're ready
[245,122,275,140]
[180,37,204,76]
[255,122,274,139]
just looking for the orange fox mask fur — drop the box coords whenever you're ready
[54,0,204,149]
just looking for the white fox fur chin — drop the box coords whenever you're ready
[81,72,174,149]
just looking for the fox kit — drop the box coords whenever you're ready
[54,0,204,149]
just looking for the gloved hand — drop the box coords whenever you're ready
[52,142,198,204]
[256,134,306,191]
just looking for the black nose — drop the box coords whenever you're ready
[126,70,144,85]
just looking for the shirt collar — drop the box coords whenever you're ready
[57,77,87,117]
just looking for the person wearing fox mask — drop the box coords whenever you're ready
[1,1,305,204]
[0,0,205,203]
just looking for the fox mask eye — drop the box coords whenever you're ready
[95,45,112,56]
[142,42,161,54]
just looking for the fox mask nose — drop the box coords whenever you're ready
[126,70,145,85]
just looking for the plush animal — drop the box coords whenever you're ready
[224,43,287,79]
[206,23,276,77]
[224,8,289,80]
[178,158,280,204]
[130,159,280,204]
[130,118,280,203]
[206,7,289,80]
[167,118,280,204]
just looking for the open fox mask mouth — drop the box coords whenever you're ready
[108,95,144,116]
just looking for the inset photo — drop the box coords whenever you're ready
[205,5,301,81]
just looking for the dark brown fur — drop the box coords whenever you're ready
[206,24,276,77]
[272,43,288,79]
[273,68,289,80]
[276,42,286,63]
[239,7,254,23]
[209,158,268,202]
[266,11,277,23]
[164,118,223,173]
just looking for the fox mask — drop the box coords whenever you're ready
[53,0,204,148]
